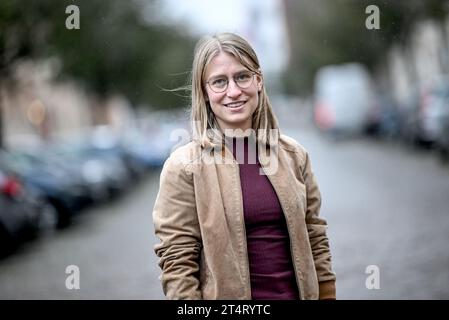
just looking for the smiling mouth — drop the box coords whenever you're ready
[224,101,246,109]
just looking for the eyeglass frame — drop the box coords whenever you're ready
[204,71,258,93]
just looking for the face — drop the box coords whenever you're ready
[203,52,262,132]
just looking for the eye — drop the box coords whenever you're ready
[210,78,227,87]
[236,72,252,82]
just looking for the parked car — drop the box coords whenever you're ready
[121,125,177,170]
[80,144,132,197]
[0,165,41,256]
[0,150,89,228]
[426,81,449,162]
[45,143,113,203]
[398,78,449,149]
[397,85,422,147]
[314,63,375,137]
[365,93,401,139]
[418,78,449,146]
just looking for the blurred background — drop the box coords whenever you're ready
[1,0,449,299]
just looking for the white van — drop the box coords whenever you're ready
[313,63,374,135]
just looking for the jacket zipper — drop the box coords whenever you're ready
[259,163,303,300]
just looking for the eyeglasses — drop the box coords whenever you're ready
[205,71,256,93]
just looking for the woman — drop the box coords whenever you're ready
[153,32,336,300]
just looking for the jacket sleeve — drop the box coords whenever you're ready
[302,151,337,297]
[153,155,202,299]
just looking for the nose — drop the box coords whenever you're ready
[226,79,242,98]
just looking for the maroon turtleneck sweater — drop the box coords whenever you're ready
[228,136,299,300]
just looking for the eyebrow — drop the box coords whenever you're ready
[207,69,250,80]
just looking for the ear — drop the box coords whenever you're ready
[255,74,263,92]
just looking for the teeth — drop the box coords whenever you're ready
[225,102,245,108]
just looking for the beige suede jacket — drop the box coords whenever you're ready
[153,134,336,300]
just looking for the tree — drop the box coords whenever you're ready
[282,0,449,95]
[49,0,196,109]
[0,0,196,147]
[0,0,58,148]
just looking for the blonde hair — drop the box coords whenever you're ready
[190,32,280,148]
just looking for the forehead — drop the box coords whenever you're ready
[204,52,247,79]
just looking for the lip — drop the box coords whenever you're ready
[223,100,246,111]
